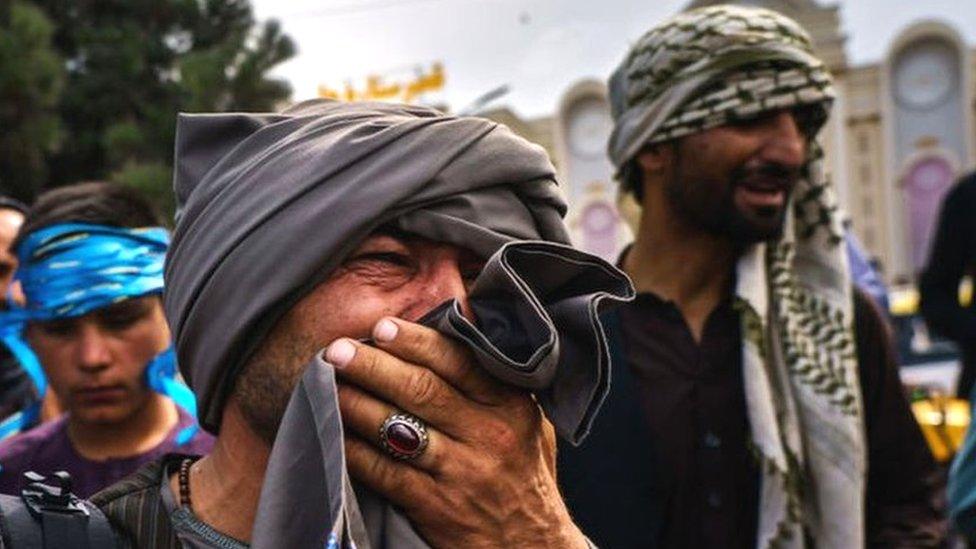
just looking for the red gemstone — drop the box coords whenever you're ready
[386,422,421,454]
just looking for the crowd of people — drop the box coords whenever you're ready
[0,5,971,548]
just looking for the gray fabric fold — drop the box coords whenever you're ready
[420,241,634,443]
[253,241,633,548]
[250,359,369,549]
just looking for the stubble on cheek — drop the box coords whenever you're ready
[234,329,320,445]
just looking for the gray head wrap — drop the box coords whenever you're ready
[166,99,633,547]
[168,99,581,432]
[607,6,864,549]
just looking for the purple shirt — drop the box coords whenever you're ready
[0,408,214,498]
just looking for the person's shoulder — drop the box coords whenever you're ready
[91,454,185,549]
[852,285,887,326]
[959,171,976,187]
[851,286,893,354]
[850,286,898,398]
[90,454,175,509]
[945,172,976,203]
[0,415,67,469]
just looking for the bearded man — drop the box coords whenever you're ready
[557,6,944,548]
[91,100,633,548]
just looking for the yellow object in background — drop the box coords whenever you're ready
[889,278,972,317]
[912,397,970,462]
[318,62,445,104]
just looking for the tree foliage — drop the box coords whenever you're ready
[1,0,295,215]
[0,2,63,202]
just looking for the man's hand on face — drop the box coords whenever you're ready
[327,318,588,549]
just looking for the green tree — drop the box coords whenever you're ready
[0,1,63,202]
[33,0,295,217]
[179,19,295,112]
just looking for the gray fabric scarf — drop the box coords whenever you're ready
[165,99,634,547]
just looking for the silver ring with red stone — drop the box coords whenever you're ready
[379,412,429,461]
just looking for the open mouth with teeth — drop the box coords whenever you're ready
[734,175,794,213]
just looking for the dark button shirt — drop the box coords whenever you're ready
[563,287,945,548]
[617,293,758,549]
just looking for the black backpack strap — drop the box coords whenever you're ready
[77,501,117,549]
[0,493,42,548]
[0,472,119,549]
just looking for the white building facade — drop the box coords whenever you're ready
[484,0,976,283]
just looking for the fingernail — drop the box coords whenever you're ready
[326,339,357,368]
[373,318,399,343]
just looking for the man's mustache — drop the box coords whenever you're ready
[731,162,802,190]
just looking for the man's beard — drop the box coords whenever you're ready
[234,330,319,445]
[665,152,799,244]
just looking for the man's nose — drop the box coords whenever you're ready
[76,324,112,370]
[413,260,475,321]
[758,110,806,170]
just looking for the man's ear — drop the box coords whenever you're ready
[635,143,673,174]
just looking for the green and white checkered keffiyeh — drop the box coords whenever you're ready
[609,5,865,549]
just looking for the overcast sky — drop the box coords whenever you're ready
[250,0,975,118]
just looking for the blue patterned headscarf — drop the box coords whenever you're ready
[0,223,197,443]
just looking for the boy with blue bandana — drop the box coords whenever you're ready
[0,182,213,498]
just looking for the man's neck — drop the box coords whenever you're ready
[68,393,179,460]
[625,202,737,341]
[172,399,269,543]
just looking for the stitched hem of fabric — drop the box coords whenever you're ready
[171,507,249,549]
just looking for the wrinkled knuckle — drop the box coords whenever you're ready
[395,326,420,351]
[361,347,385,376]
[386,468,409,495]
[344,440,371,475]
[361,445,384,475]
[407,369,442,408]
[402,324,436,352]
[365,450,398,487]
